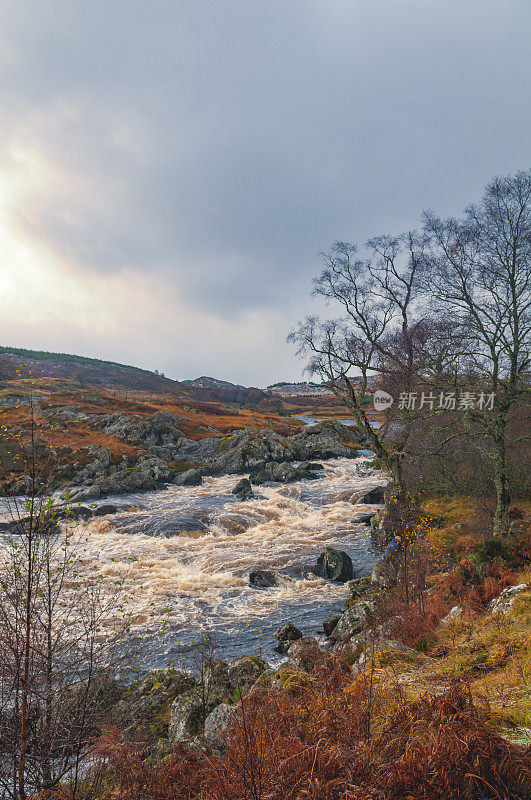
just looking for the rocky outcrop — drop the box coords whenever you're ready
[322,616,340,636]
[204,703,237,751]
[288,421,366,460]
[329,600,375,642]
[489,584,528,614]
[314,547,353,583]
[208,430,289,474]
[47,420,369,500]
[227,656,269,694]
[250,461,322,484]
[68,454,173,501]
[205,422,364,477]
[102,411,185,450]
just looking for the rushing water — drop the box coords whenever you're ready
[0,455,386,671]
[82,456,385,669]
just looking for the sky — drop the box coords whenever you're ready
[0,1,529,387]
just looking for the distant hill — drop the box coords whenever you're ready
[183,376,246,391]
[0,347,267,407]
[0,347,186,393]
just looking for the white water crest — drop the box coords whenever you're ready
[1,456,386,669]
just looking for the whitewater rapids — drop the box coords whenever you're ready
[1,456,386,669]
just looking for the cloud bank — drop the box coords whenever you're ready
[0,0,529,385]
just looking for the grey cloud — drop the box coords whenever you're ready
[0,0,530,381]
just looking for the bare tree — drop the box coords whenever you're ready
[0,382,133,799]
[423,169,531,535]
[289,233,428,492]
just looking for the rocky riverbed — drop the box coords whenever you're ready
[44,417,371,501]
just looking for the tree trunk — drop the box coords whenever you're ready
[492,419,510,537]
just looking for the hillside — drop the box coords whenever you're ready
[0,348,268,406]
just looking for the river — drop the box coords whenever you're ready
[65,454,386,671]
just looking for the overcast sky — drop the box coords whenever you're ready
[0,1,529,386]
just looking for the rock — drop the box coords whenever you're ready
[53,505,93,520]
[287,637,321,672]
[249,570,279,588]
[489,584,528,614]
[288,421,366,461]
[201,659,231,694]
[204,703,238,751]
[297,461,324,472]
[120,670,196,730]
[250,462,297,484]
[441,605,463,624]
[332,636,365,664]
[0,515,61,537]
[371,563,389,588]
[348,577,374,600]
[323,616,340,636]
[227,656,269,694]
[314,547,353,583]
[169,687,227,743]
[70,454,174,500]
[209,430,290,475]
[94,504,127,516]
[232,478,253,499]
[330,600,374,642]
[351,513,374,524]
[358,486,387,504]
[274,622,303,653]
[172,469,202,486]
[103,411,185,450]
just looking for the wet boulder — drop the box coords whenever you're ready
[232,477,253,499]
[208,429,289,474]
[274,622,303,653]
[172,468,202,486]
[53,505,93,520]
[296,461,324,472]
[94,504,128,516]
[249,570,279,588]
[314,547,353,583]
[358,485,387,504]
[351,512,374,524]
